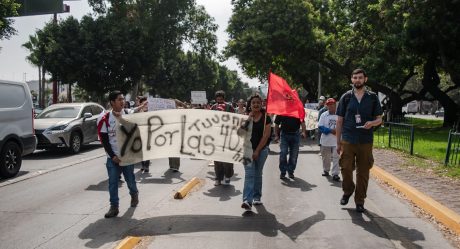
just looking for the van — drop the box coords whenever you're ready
[402,100,418,115]
[0,80,36,178]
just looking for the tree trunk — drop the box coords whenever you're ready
[38,67,43,108]
[67,83,72,103]
[41,69,46,107]
[422,57,459,127]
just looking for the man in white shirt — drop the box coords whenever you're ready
[318,98,340,181]
[97,91,139,218]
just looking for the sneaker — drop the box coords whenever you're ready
[131,193,139,207]
[104,206,119,218]
[252,200,263,206]
[241,201,252,210]
[288,173,295,179]
[224,177,231,185]
[214,180,221,186]
[280,173,287,179]
[340,194,352,205]
[332,175,341,181]
[356,204,366,213]
[144,169,149,173]
[322,171,330,176]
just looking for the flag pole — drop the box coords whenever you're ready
[266,68,271,112]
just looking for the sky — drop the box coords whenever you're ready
[0,0,260,87]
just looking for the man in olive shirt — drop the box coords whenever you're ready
[336,68,383,213]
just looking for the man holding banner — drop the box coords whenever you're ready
[97,91,139,218]
[211,90,236,186]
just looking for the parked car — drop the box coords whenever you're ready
[435,108,444,118]
[34,103,105,153]
[0,80,37,178]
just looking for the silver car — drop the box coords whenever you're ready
[34,103,105,153]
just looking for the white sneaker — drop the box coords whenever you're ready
[252,200,263,205]
[224,177,231,185]
[214,180,221,186]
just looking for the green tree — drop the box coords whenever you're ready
[0,0,19,43]
[226,0,325,97]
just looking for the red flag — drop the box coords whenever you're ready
[267,72,305,120]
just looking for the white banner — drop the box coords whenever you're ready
[116,109,253,166]
[148,97,176,111]
[304,103,319,110]
[191,91,207,104]
[304,109,319,130]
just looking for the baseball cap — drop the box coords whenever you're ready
[325,98,336,105]
[319,96,326,101]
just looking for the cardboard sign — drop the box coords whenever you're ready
[115,109,253,166]
[304,109,319,130]
[148,97,176,111]
[191,91,207,104]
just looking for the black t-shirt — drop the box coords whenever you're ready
[251,113,272,150]
[275,115,301,133]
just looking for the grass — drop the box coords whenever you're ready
[374,118,460,178]
[374,117,452,164]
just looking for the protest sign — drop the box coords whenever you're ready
[191,91,207,104]
[148,97,176,111]
[116,109,253,166]
[304,109,319,130]
[304,103,319,110]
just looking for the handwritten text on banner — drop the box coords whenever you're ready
[116,109,253,166]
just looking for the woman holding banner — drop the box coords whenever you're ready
[241,94,272,210]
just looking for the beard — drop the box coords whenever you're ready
[353,83,364,89]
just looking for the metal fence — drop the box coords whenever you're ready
[445,130,460,166]
[374,122,415,155]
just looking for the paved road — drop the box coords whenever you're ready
[0,142,454,249]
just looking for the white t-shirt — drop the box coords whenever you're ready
[318,111,338,147]
[97,109,133,157]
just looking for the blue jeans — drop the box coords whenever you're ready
[243,147,269,203]
[279,131,300,174]
[106,158,138,207]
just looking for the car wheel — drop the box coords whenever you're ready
[69,132,82,154]
[0,141,22,178]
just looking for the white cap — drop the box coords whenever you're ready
[319,96,325,101]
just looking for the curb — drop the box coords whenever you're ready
[174,177,200,199]
[115,236,141,249]
[371,165,460,235]
[0,153,106,188]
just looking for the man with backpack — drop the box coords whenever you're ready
[336,69,383,213]
[97,91,139,218]
[211,90,235,186]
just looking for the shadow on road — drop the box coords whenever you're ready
[0,171,29,182]
[280,177,317,192]
[79,206,325,248]
[345,209,425,249]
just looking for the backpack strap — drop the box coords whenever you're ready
[97,112,110,141]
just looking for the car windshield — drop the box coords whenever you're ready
[36,106,81,119]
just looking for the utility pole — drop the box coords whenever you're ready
[52,12,58,104]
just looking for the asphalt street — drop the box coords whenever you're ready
[0,141,454,249]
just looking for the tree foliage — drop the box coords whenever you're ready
[226,0,460,125]
[23,0,249,103]
[0,0,20,42]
